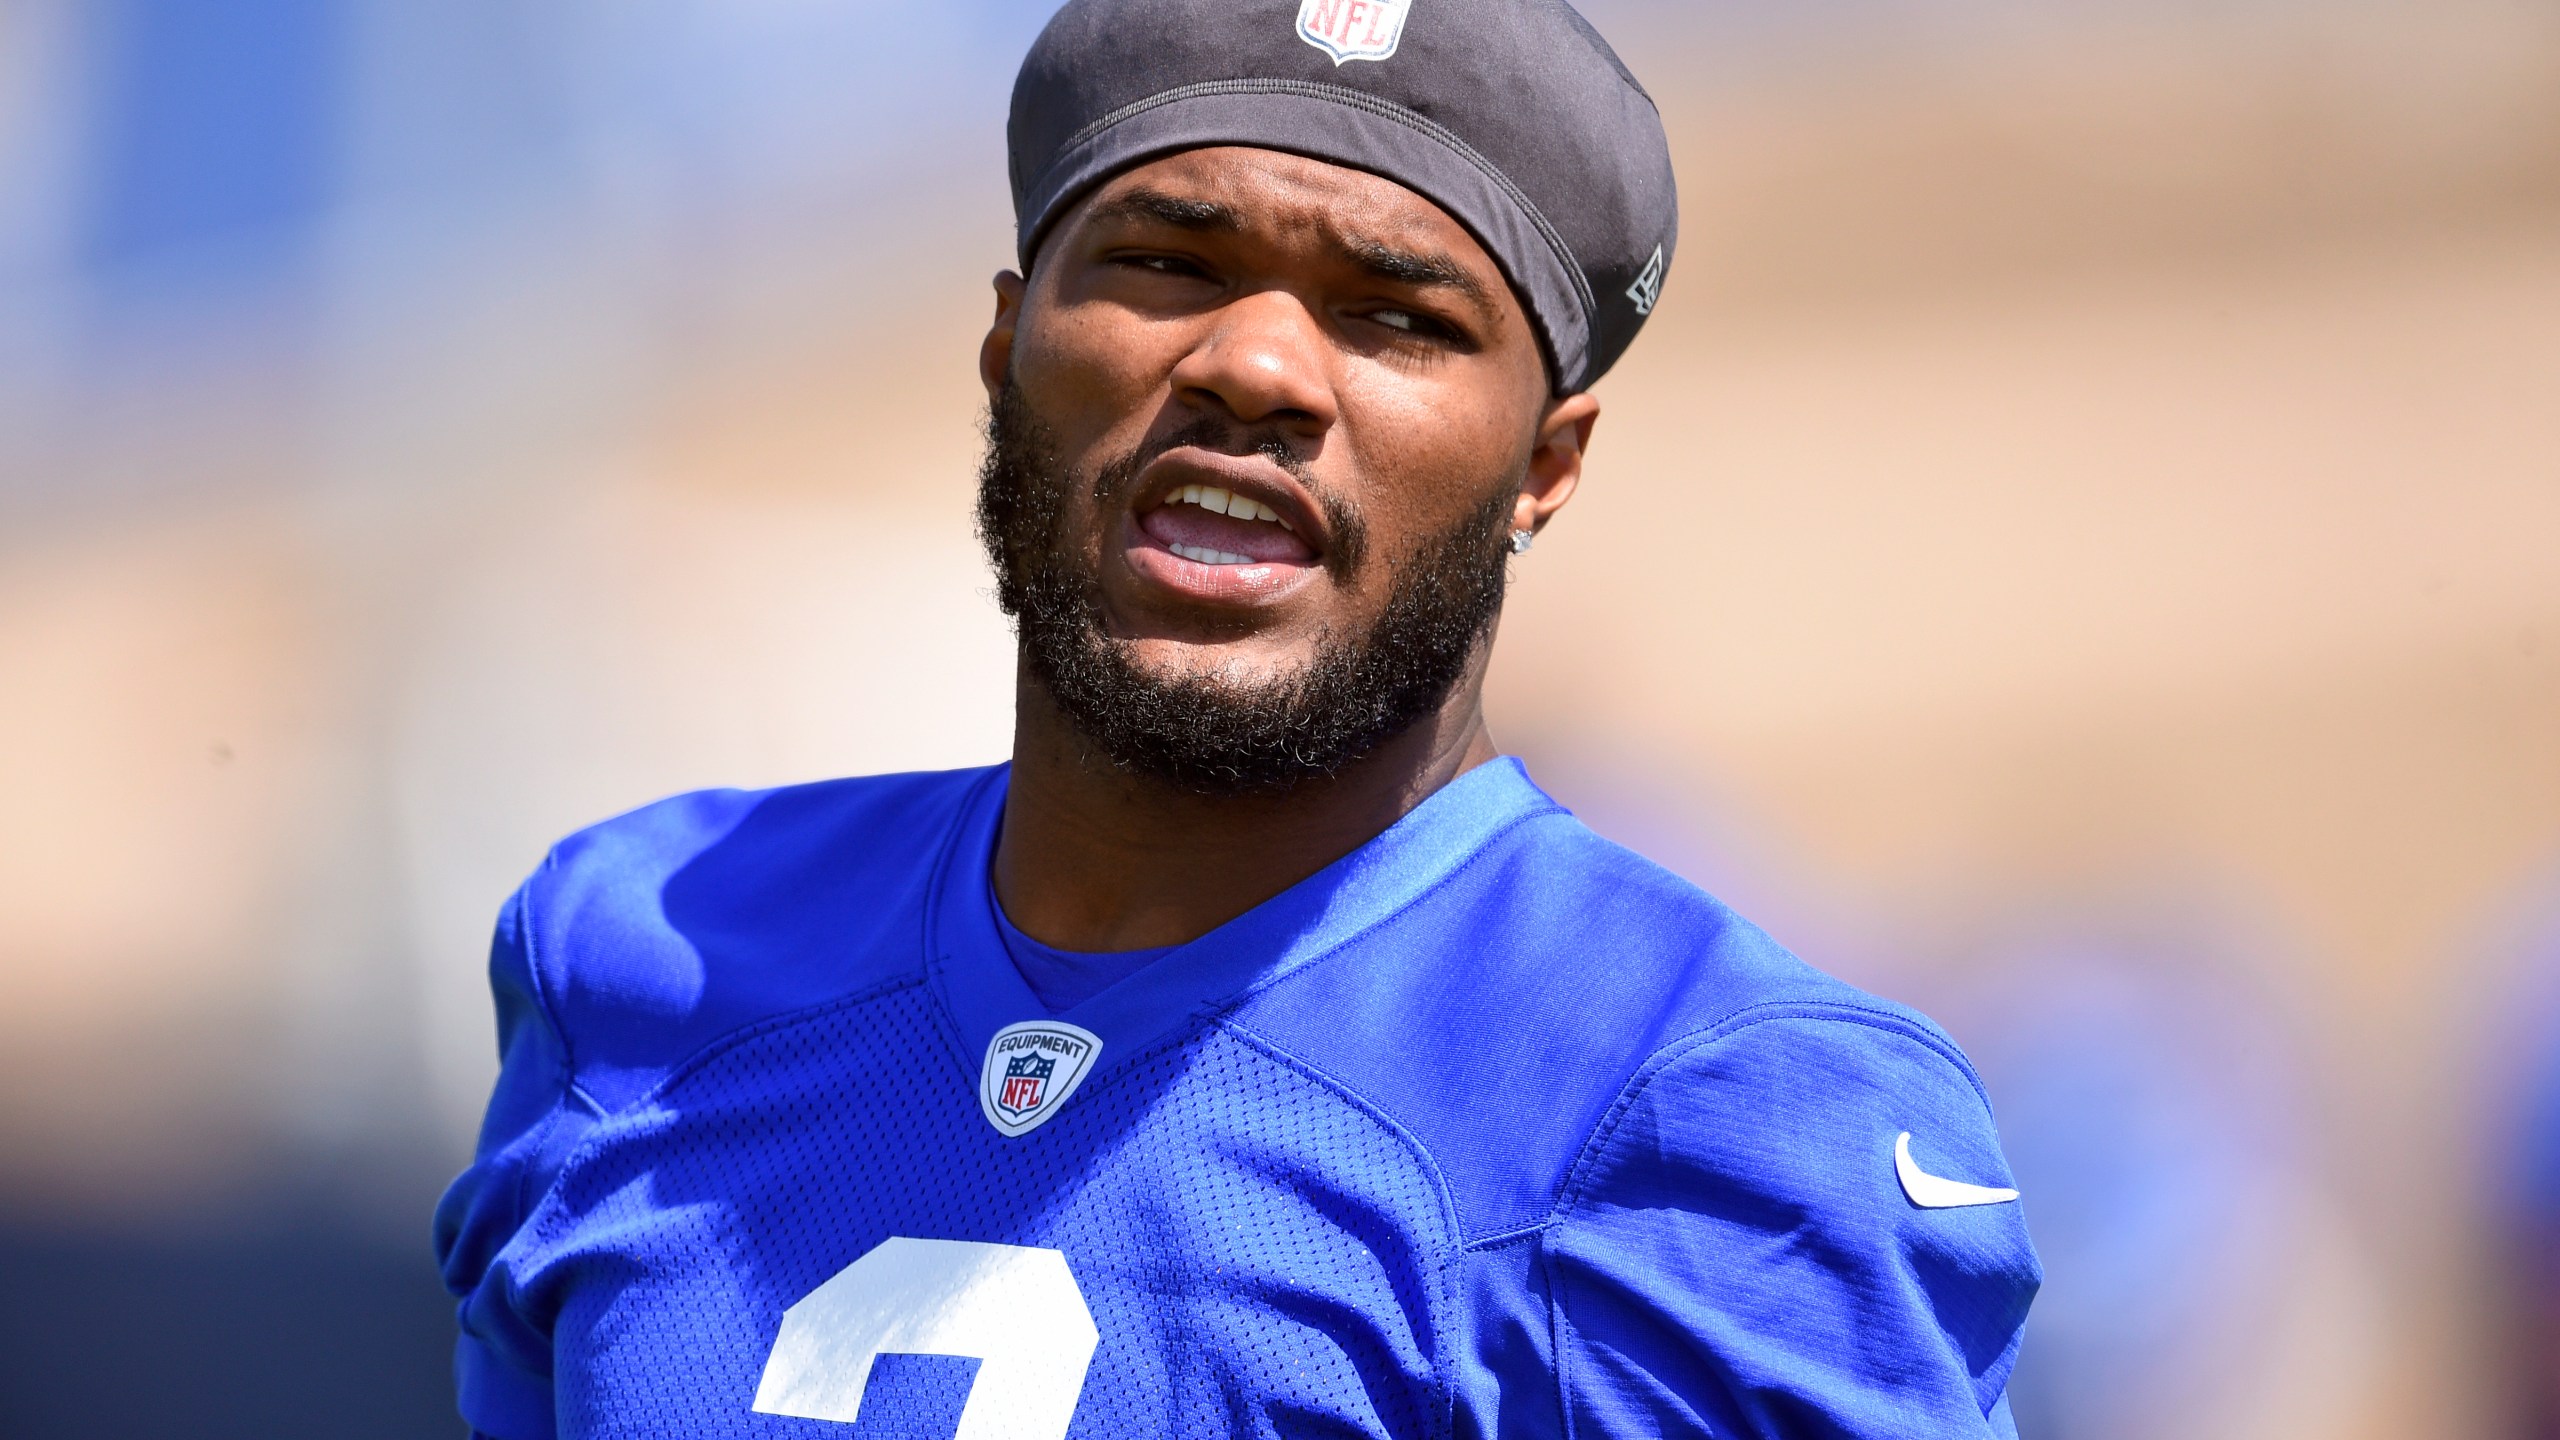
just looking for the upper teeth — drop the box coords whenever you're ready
[1170,484,1292,531]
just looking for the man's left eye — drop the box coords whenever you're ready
[1367,309,1452,340]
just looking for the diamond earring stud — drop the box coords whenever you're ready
[1508,528,1535,555]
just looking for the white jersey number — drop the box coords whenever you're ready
[752,1237,1097,1440]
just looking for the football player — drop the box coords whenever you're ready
[437,0,2041,1434]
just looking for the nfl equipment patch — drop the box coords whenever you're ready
[1296,0,1412,65]
[979,1020,1104,1137]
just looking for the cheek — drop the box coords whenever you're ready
[1335,367,1531,527]
[1011,295,1181,465]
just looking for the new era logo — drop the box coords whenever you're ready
[1626,244,1664,316]
[1296,0,1412,65]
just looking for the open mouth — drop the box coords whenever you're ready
[1138,483,1318,568]
[1117,450,1332,607]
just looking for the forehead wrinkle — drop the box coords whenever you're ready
[1092,161,1511,331]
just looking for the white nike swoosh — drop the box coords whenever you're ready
[1895,1131,2020,1209]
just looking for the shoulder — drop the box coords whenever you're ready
[1234,803,1987,1238]
[518,765,999,1111]
[436,764,1004,1438]
[1541,1000,2036,1436]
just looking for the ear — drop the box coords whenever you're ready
[980,270,1028,402]
[1510,391,1600,536]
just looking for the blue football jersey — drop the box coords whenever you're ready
[435,759,2039,1439]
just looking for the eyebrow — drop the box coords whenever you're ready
[1337,233,1496,319]
[1086,187,1240,232]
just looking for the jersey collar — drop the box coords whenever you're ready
[924,757,1561,1085]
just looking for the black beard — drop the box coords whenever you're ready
[973,382,1516,797]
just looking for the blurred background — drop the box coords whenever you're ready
[2,0,2555,1435]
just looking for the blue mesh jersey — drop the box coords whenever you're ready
[435,759,2040,1439]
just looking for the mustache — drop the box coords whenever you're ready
[1087,413,1368,579]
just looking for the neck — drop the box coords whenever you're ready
[992,656,1501,952]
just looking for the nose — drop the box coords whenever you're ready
[1165,288,1338,438]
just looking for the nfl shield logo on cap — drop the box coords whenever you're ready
[1296,0,1413,65]
[979,1020,1104,1137]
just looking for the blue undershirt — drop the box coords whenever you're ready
[992,889,1175,1014]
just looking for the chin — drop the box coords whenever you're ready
[1113,632,1315,688]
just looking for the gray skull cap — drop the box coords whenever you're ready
[1007,0,1677,393]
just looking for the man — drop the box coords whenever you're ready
[436,0,2040,1434]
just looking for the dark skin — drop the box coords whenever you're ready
[981,146,1599,954]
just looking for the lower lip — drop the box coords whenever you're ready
[1119,514,1320,605]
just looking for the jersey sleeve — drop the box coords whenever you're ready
[431,875,601,1440]
[1542,1009,2040,1439]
